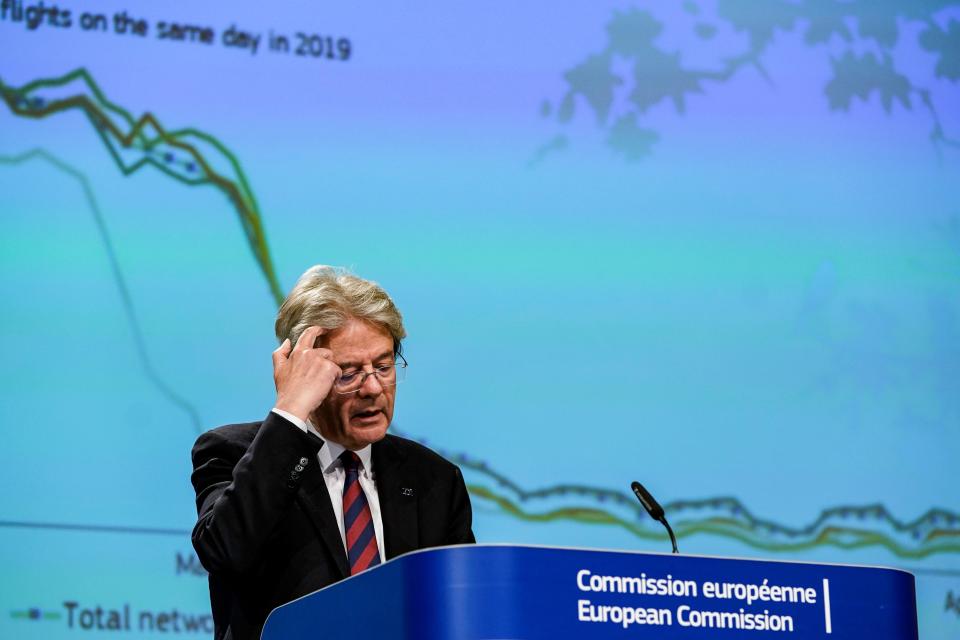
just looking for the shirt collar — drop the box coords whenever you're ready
[311,420,374,476]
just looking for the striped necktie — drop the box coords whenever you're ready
[340,451,381,575]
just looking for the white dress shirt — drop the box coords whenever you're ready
[272,408,385,563]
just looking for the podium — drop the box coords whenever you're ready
[262,544,918,639]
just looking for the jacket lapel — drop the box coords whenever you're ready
[296,458,350,578]
[373,436,418,559]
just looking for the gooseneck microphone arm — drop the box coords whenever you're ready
[631,481,679,554]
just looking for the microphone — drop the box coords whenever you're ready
[631,481,679,554]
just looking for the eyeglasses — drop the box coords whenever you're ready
[334,354,407,394]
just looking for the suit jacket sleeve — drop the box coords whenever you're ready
[447,465,476,544]
[190,412,324,575]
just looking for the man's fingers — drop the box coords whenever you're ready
[295,325,327,351]
[294,326,320,351]
[272,339,292,369]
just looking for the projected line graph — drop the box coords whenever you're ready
[2,69,955,568]
[395,430,960,559]
[0,419,955,562]
[0,68,284,304]
[0,148,203,432]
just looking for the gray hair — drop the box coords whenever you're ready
[275,265,406,353]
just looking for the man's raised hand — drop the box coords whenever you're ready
[273,326,341,422]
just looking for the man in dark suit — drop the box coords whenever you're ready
[191,266,475,640]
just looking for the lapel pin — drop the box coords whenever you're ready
[401,487,414,496]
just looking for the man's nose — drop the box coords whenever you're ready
[358,370,384,396]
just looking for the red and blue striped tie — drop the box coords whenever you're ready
[340,451,381,575]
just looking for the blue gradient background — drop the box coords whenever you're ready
[1,0,958,637]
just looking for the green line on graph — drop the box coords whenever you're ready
[393,430,960,559]
[0,68,283,305]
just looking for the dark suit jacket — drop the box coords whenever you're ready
[190,411,475,640]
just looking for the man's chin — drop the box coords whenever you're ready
[345,418,389,448]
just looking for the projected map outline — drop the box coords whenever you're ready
[539,3,960,162]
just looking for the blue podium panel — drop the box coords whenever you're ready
[262,544,918,639]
